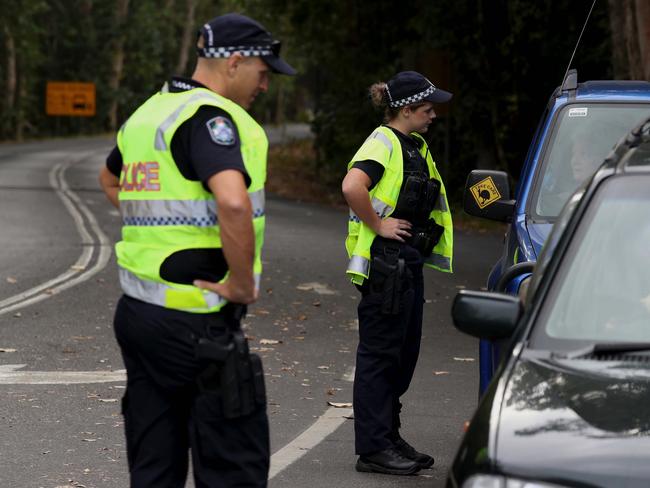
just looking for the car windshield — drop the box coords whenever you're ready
[533,103,650,218]
[531,174,650,348]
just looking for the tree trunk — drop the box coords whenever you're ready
[3,22,16,122]
[15,75,26,141]
[175,0,196,76]
[625,0,643,79]
[107,0,129,131]
[608,0,629,78]
[635,0,650,80]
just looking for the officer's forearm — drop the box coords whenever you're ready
[208,170,255,298]
[342,170,382,233]
[99,167,120,209]
[219,201,255,290]
[343,184,382,233]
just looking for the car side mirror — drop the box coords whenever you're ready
[452,290,522,340]
[463,170,515,222]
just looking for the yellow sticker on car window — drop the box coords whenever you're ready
[470,177,502,209]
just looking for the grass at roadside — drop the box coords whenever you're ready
[267,140,506,234]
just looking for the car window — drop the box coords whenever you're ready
[533,104,650,218]
[531,175,650,348]
[525,187,585,305]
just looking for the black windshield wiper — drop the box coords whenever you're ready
[554,342,650,359]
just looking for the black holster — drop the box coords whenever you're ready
[195,306,266,419]
[370,244,406,315]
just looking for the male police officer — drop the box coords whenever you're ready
[98,13,295,488]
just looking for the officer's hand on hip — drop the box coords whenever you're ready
[377,217,412,242]
[194,276,258,305]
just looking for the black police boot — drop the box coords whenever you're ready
[394,436,434,469]
[355,447,421,475]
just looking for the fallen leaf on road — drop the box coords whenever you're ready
[98,398,118,403]
[453,357,475,362]
[259,339,281,345]
[328,401,353,408]
[292,336,305,341]
[82,438,97,442]
[256,309,270,315]
[433,371,450,375]
[297,314,307,321]
[312,301,321,307]
[70,265,86,271]
[13,312,21,318]
[6,276,17,284]
[0,348,17,353]
[317,365,330,370]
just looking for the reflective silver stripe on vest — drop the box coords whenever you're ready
[120,189,265,227]
[348,198,393,222]
[434,194,448,212]
[155,93,222,150]
[347,255,370,276]
[366,130,393,154]
[424,253,451,270]
[121,199,217,227]
[371,196,393,218]
[119,267,227,309]
[249,189,265,218]
[119,267,262,310]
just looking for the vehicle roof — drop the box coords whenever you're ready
[554,80,650,103]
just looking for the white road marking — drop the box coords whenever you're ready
[0,156,111,316]
[0,364,125,384]
[268,366,355,479]
[269,406,353,480]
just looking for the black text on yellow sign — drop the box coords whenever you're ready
[469,176,502,209]
[46,81,96,117]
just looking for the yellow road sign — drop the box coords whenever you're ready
[469,176,502,209]
[46,81,96,116]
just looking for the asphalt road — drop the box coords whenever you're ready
[0,137,503,488]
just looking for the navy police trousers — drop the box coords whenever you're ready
[353,240,425,455]
[114,295,269,488]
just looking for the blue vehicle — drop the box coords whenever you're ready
[462,70,650,394]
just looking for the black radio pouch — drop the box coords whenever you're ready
[395,174,442,222]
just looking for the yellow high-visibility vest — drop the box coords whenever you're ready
[116,87,267,312]
[345,126,453,285]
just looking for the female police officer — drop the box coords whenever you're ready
[341,71,453,475]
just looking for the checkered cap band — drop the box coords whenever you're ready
[199,45,274,58]
[389,85,437,108]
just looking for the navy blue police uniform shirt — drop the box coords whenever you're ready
[351,126,428,190]
[106,77,250,285]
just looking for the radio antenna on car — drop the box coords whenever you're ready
[561,0,598,90]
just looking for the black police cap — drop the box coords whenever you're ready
[386,71,452,108]
[197,13,296,76]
